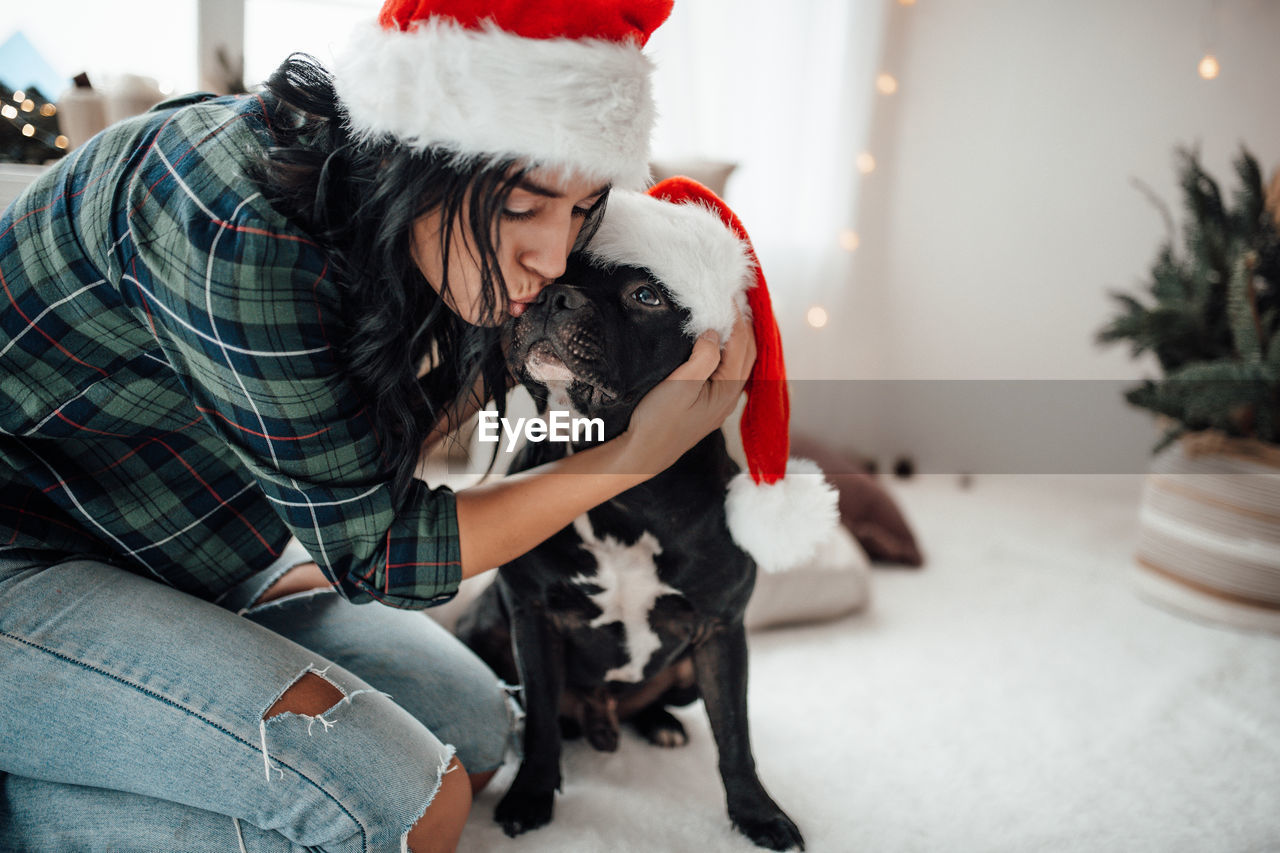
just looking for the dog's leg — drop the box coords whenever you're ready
[693,622,805,852]
[454,578,518,683]
[494,592,566,837]
[630,702,688,748]
[621,659,696,747]
[579,685,621,752]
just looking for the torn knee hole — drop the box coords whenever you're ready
[265,671,344,719]
[258,666,372,782]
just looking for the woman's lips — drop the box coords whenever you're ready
[509,298,536,318]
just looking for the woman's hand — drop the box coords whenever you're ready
[620,310,757,476]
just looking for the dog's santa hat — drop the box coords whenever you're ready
[585,177,840,572]
[332,0,673,189]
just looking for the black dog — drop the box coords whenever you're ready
[456,253,804,851]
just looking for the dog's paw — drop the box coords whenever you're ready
[559,716,583,740]
[585,718,619,752]
[731,810,805,852]
[633,707,688,748]
[494,788,555,837]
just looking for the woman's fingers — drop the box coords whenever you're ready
[666,330,722,382]
[667,312,755,384]
[713,311,757,382]
[647,308,757,423]
[622,311,763,474]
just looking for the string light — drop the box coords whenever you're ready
[1199,0,1221,80]
[2,92,72,154]
[825,4,909,337]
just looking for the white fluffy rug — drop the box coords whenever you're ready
[459,475,1280,852]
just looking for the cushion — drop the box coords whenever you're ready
[648,158,737,198]
[425,573,494,635]
[743,522,870,631]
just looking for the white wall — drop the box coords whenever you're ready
[799,0,1280,471]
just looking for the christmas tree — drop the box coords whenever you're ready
[1098,147,1280,449]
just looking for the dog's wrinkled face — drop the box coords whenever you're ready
[505,254,693,431]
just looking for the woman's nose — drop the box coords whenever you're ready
[519,245,567,284]
[519,218,578,282]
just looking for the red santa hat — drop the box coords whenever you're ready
[584,177,840,572]
[332,0,673,189]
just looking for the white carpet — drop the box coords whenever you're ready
[459,475,1280,853]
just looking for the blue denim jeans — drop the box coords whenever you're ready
[0,546,515,852]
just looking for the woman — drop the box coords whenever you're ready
[0,2,754,851]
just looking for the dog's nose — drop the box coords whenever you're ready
[544,284,587,312]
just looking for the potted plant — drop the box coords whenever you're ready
[1098,147,1280,633]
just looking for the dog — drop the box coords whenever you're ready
[456,251,806,852]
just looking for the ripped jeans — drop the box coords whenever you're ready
[0,545,515,852]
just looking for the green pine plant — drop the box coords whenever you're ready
[1097,147,1280,451]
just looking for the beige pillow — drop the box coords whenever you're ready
[425,573,496,635]
[648,158,737,197]
[743,522,871,632]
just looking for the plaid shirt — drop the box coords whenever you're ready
[0,93,461,609]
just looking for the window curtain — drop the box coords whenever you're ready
[645,0,890,325]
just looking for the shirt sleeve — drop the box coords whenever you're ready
[130,192,462,609]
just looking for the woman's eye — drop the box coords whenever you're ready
[502,208,537,221]
[571,206,592,219]
[632,286,662,307]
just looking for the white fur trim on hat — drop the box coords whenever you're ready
[585,190,756,339]
[332,18,656,189]
[725,457,840,574]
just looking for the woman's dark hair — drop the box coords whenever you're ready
[250,54,606,512]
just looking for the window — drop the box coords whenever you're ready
[243,0,376,86]
[5,1,198,96]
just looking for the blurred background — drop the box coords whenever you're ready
[3,3,1279,849]
[9,0,1276,471]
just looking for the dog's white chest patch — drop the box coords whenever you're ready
[571,514,679,683]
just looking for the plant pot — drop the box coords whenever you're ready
[1134,431,1280,634]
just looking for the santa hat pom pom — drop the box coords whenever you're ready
[725,458,840,573]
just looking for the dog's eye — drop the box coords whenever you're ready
[631,286,662,307]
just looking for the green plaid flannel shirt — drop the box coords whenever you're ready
[0,93,461,609]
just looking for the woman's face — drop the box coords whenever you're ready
[410,166,609,327]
